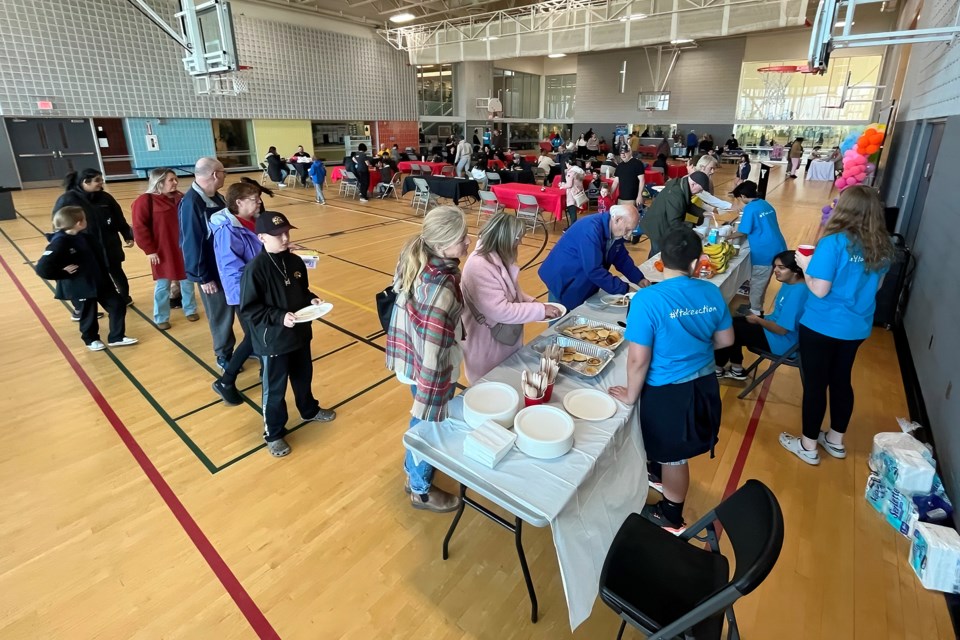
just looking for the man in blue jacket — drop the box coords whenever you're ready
[538,205,650,310]
[179,156,235,369]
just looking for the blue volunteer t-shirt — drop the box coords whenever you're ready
[800,232,889,340]
[738,199,787,267]
[625,277,733,386]
[764,282,809,355]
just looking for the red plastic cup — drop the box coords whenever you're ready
[797,244,816,257]
[524,393,546,407]
[542,383,554,403]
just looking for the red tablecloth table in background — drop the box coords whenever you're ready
[644,169,665,186]
[491,183,566,222]
[551,175,620,202]
[637,145,658,157]
[505,153,538,164]
[397,161,452,175]
[330,166,381,184]
[487,158,506,170]
[667,163,688,179]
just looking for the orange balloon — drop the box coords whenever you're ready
[866,144,880,155]
[864,128,877,137]
[870,133,884,145]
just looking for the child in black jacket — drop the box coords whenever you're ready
[239,212,336,457]
[35,207,137,351]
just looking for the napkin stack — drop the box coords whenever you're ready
[464,419,517,469]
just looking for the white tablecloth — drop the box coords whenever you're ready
[403,301,648,630]
[637,242,753,305]
[807,159,836,181]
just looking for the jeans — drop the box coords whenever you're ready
[566,205,578,228]
[154,278,197,323]
[314,182,325,203]
[749,264,774,312]
[404,385,435,494]
[198,284,236,360]
[456,156,470,177]
[799,325,864,440]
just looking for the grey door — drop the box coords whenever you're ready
[5,118,100,187]
[904,121,944,246]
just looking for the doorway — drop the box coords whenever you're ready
[211,120,254,169]
[93,118,134,179]
[902,120,944,246]
[5,118,100,188]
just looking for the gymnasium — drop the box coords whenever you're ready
[0,0,958,637]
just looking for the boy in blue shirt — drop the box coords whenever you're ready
[610,228,734,533]
[715,250,809,379]
[732,180,787,315]
[308,157,326,204]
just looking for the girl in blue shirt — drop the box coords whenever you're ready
[610,228,734,533]
[780,186,893,465]
[715,250,809,379]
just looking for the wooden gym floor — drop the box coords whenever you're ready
[0,164,951,639]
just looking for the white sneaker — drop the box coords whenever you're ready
[779,432,820,466]
[817,432,847,459]
[277,183,287,188]
[108,337,139,347]
[87,340,106,352]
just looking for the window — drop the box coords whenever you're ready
[417,65,454,117]
[545,74,576,119]
[493,69,541,119]
[212,119,254,168]
[637,91,670,112]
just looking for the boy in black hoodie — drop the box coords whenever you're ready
[239,212,336,457]
[35,207,137,351]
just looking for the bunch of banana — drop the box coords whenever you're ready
[704,241,730,273]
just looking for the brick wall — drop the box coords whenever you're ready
[375,121,420,154]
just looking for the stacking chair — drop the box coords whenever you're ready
[284,163,300,188]
[378,172,403,201]
[440,164,456,177]
[485,171,502,187]
[515,193,543,233]
[600,479,784,640]
[410,163,426,177]
[259,162,269,185]
[737,343,802,399]
[411,177,432,216]
[340,170,359,199]
[476,190,503,226]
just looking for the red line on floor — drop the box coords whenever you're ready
[0,251,280,639]
[723,374,775,500]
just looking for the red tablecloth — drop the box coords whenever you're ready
[397,161,451,175]
[644,169,664,186]
[505,153,538,164]
[667,163,688,179]
[491,183,566,221]
[637,145,658,156]
[551,175,620,202]
[330,166,381,184]
[487,158,506,170]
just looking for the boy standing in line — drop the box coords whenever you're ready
[239,212,336,457]
[308,157,327,204]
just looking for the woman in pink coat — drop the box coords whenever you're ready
[461,213,564,383]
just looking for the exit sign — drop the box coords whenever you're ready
[36,101,53,110]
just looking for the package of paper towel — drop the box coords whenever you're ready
[869,419,937,495]
[910,522,960,594]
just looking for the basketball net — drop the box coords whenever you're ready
[194,68,251,97]
[756,66,798,120]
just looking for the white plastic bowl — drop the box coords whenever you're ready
[463,382,521,429]
[514,405,575,459]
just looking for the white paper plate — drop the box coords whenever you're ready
[535,302,567,323]
[513,405,575,459]
[562,388,617,421]
[293,302,333,323]
[600,292,634,307]
[463,382,520,428]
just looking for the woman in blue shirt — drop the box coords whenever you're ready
[610,228,734,533]
[715,250,809,379]
[780,186,893,465]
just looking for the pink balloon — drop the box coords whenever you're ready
[856,155,868,165]
[835,178,846,189]
[856,172,866,181]
[846,177,859,186]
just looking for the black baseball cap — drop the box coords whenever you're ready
[688,171,710,191]
[255,211,297,236]
[732,180,758,198]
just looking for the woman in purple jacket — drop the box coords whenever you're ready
[210,182,263,405]
[461,213,563,383]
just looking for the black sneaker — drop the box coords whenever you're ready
[217,356,242,374]
[71,310,103,321]
[725,367,749,381]
[640,502,686,534]
[212,380,243,406]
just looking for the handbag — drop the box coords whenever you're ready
[375,283,397,333]
[574,190,589,208]
[463,292,523,346]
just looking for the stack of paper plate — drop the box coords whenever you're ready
[513,405,575,459]
[463,382,521,429]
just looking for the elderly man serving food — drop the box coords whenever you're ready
[538,204,651,310]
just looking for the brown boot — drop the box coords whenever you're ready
[410,487,461,513]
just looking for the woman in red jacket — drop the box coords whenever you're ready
[131,168,199,330]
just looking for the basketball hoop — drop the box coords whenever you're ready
[195,65,252,97]
[756,65,799,120]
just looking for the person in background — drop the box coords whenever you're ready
[36,207,136,351]
[454,135,473,178]
[355,143,372,203]
[688,155,735,214]
[609,227,733,533]
[470,159,489,189]
[53,168,134,306]
[725,134,740,151]
[538,205,649,309]
[656,137,671,159]
[537,150,557,183]
[780,185,893,465]
[612,147,646,210]
[209,182,264,406]
[642,171,710,258]
[392,143,400,158]
[179,156,235,370]
[575,133,588,159]
[787,137,804,178]
[308,157,327,204]
[290,145,311,186]
[597,186,612,214]
[653,153,669,175]
[732,180,787,315]
[377,143,390,159]
[461,213,561,383]
[599,153,618,179]
[734,153,751,187]
[131,168,198,330]
[628,131,640,156]
[685,130,698,157]
[715,250,808,379]
[585,131,600,158]
[805,145,823,175]
[264,146,288,188]
[560,164,586,228]
[385,206,470,513]
[472,128,482,153]
[374,159,395,198]
[239,212,336,457]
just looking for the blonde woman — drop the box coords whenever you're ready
[780,186,894,465]
[131,168,198,329]
[461,213,562,383]
[686,154,734,213]
[561,164,586,227]
[386,205,470,513]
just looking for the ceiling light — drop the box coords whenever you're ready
[481,36,498,41]
[619,13,647,22]
[390,12,415,23]
[670,38,695,44]
[548,53,567,58]
[834,21,855,28]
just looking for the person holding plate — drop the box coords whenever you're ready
[239,211,336,457]
[461,213,563,383]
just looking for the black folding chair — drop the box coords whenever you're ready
[600,479,784,640]
[737,343,801,399]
